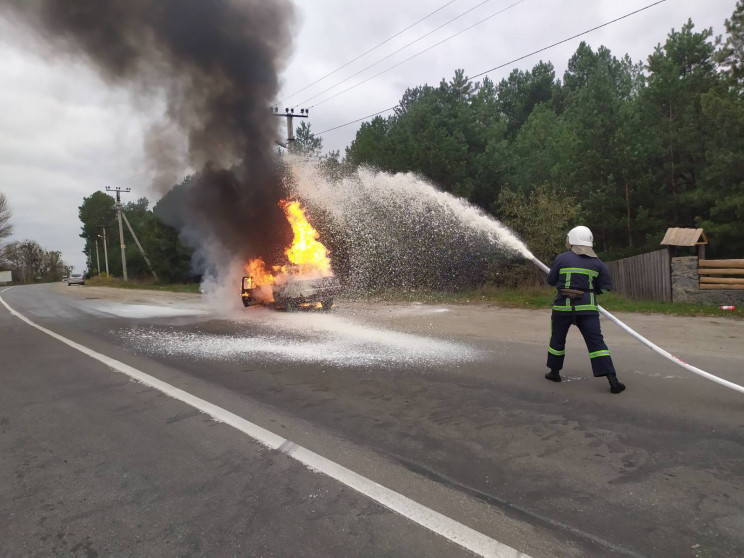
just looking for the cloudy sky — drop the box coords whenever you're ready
[0,0,738,273]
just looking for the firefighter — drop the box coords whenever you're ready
[544,226,626,394]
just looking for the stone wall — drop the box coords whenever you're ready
[672,256,744,305]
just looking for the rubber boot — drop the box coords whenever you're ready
[607,375,626,394]
[545,370,562,382]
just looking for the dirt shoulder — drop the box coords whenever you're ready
[337,300,744,359]
[51,282,744,359]
[51,282,204,307]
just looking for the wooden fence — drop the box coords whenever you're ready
[698,259,744,290]
[606,249,671,302]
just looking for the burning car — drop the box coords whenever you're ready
[240,199,342,310]
[241,274,341,310]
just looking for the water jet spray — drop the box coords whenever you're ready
[529,255,744,396]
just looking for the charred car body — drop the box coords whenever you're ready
[240,198,341,310]
[241,274,341,310]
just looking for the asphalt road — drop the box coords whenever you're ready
[1,283,743,557]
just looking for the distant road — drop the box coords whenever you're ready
[2,283,744,557]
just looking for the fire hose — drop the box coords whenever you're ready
[530,256,744,395]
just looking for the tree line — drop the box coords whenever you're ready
[77,189,195,282]
[0,192,70,284]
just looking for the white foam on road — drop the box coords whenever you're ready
[631,369,684,380]
[0,293,530,558]
[88,301,209,319]
[384,303,452,317]
[123,309,478,368]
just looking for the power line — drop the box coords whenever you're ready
[279,0,460,105]
[315,0,668,137]
[316,106,398,135]
[296,0,496,107]
[470,0,668,80]
[308,0,527,110]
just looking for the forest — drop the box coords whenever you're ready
[343,14,744,261]
[71,6,744,284]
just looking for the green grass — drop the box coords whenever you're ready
[84,276,202,294]
[81,277,741,319]
[347,285,743,319]
[590,292,742,318]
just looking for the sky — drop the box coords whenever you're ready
[0,0,738,274]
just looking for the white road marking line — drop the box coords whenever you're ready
[0,294,530,558]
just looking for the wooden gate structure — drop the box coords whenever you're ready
[698,259,744,290]
[606,228,743,301]
[606,249,672,302]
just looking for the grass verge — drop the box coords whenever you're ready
[84,276,201,294]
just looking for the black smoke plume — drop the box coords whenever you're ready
[2,0,296,269]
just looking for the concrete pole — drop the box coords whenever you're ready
[95,237,101,276]
[121,211,159,282]
[117,202,127,281]
[105,186,130,280]
[286,114,294,153]
[273,108,307,154]
[101,228,109,276]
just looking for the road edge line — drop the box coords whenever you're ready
[0,294,530,558]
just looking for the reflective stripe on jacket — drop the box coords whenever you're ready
[546,251,612,314]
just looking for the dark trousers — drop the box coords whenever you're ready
[546,312,616,377]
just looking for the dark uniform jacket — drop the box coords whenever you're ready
[546,251,612,314]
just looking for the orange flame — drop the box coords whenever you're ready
[244,199,332,290]
[279,199,332,277]
[244,257,276,286]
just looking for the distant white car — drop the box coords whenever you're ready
[67,273,85,286]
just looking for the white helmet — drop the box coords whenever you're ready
[567,225,593,247]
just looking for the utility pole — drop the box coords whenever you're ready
[272,106,309,152]
[104,187,159,282]
[100,228,109,276]
[106,186,130,281]
[94,237,101,276]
